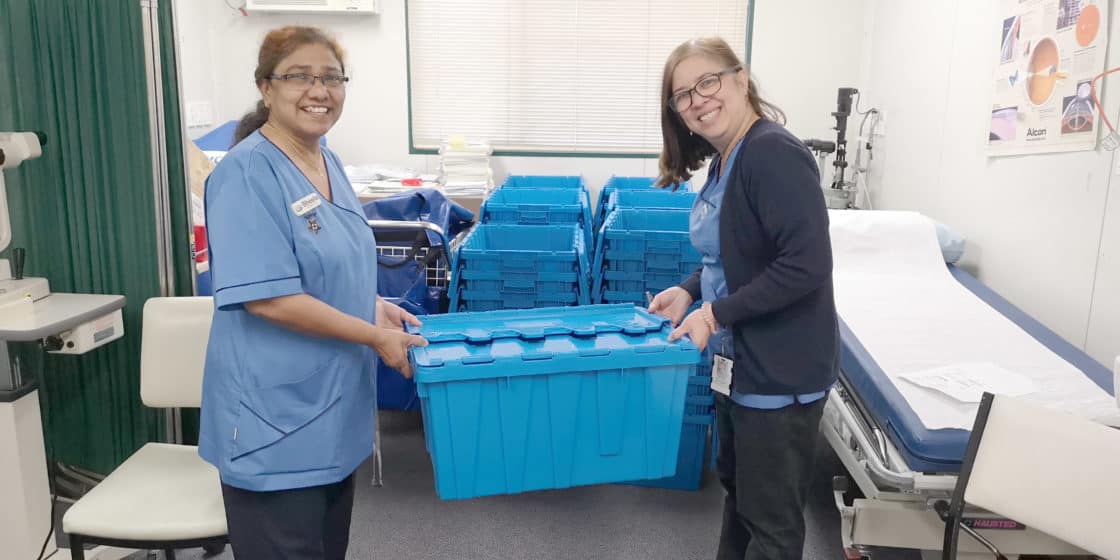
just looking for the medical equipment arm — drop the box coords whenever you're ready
[0,131,46,253]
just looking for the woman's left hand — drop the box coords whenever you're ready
[376,298,423,331]
[668,303,718,351]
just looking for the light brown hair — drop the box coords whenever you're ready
[656,37,786,189]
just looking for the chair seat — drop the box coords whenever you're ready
[63,443,227,541]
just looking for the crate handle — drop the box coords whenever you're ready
[519,210,549,224]
[520,351,554,361]
[578,348,611,357]
[460,354,496,365]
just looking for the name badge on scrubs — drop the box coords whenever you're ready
[712,354,733,397]
[291,193,322,217]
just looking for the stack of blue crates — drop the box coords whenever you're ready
[449,223,590,312]
[592,209,702,307]
[594,176,654,236]
[408,304,702,500]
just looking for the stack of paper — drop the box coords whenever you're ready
[345,165,439,196]
[439,137,493,197]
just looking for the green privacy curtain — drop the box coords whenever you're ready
[0,0,193,473]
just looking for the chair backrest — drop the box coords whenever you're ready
[140,297,214,408]
[963,394,1120,559]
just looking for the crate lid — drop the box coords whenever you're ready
[408,304,700,382]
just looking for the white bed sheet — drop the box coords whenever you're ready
[829,210,1119,430]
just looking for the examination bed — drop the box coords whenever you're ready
[821,210,1118,559]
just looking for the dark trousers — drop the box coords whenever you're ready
[221,474,356,560]
[713,393,826,560]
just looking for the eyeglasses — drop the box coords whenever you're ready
[269,73,349,90]
[668,66,741,113]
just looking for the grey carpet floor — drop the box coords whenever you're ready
[122,410,920,560]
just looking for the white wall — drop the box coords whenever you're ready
[172,0,867,203]
[750,0,870,142]
[856,0,1120,366]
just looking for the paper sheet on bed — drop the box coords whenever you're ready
[829,210,1120,430]
[899,362,1036,404]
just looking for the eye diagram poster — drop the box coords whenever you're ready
[988,0,1109,156]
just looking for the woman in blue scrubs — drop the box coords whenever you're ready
[198,26,428,559]
[648,38,839,560]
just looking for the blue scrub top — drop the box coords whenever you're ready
[690,140,826,410]
[198,131,379,492]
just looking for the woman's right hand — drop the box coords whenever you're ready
[647,286,694,326]
[370,328,428,379]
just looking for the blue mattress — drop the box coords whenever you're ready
[839,264,1114,474]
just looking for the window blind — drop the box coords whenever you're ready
[407,1,749,155]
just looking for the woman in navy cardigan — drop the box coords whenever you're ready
[648,37,839,560]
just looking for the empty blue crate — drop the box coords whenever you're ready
[502,175,585,190]
[595,176,691,231]
[595,209,695,260]
[408,304,702,500]
[480,188,593,250]
[500,175,591,209]
[449,224,590,311]
[451,223,588,275]
[608,189,696,212]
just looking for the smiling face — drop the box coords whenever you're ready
[670,54,751,153]
[260,42,346,143]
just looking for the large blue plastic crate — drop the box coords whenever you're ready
[409,304,702,500]
[624,414,711,491]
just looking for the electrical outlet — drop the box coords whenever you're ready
[186,101,213,128]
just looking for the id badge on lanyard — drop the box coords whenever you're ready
[710,334,732,397]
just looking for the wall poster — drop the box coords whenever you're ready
[988,0,1109,155]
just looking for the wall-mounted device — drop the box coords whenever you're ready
[245,0,379,15]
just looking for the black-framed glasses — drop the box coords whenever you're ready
[269,72,350,90]
[668,66,742,112]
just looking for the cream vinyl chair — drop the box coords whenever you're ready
[63,297,227,559]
